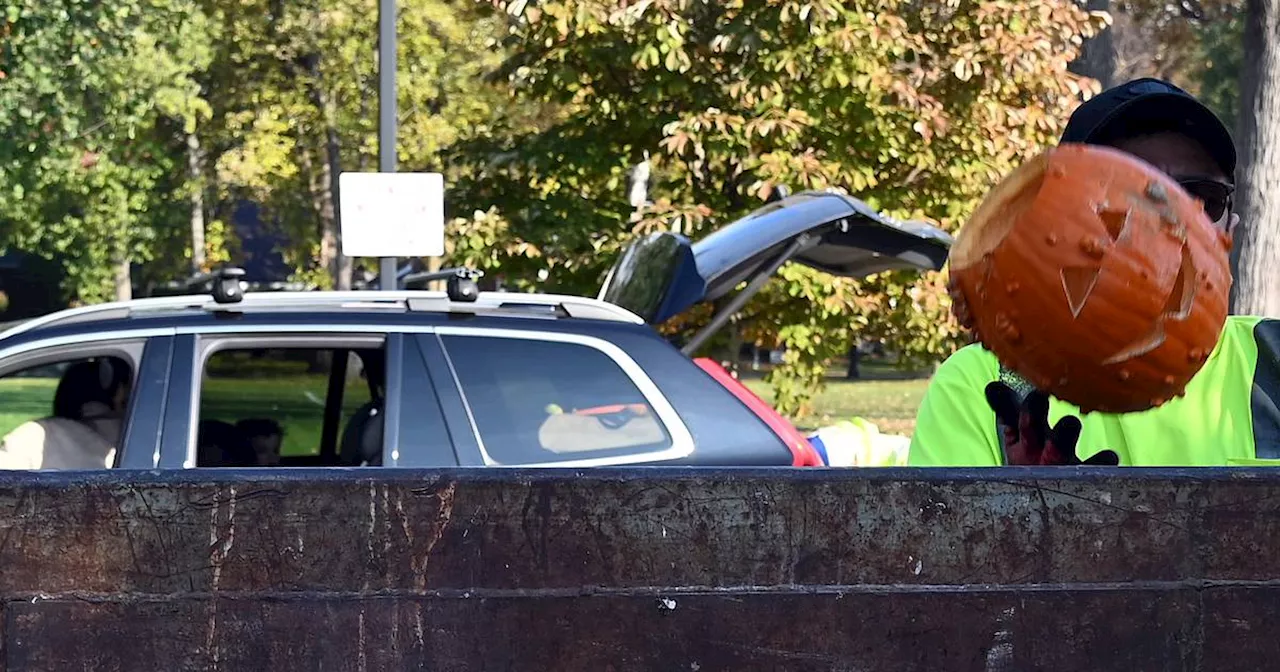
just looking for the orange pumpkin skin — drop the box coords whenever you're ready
[947,143,1233,414]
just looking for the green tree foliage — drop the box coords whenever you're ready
[0,0,213,302]
[203,0,525,289]
[1,0,543,298]
[3,0,1117,418]
[1191,3,1244,127]
[1088,1,1241,116]
[474,0,1107,414]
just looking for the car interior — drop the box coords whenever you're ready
[0,354,137,470]
[440,335,670,463]
[195,347,386,468]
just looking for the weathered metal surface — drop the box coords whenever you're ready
[1,467,1279,670]
[5,589,1227,671]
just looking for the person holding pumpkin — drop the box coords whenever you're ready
[907,77,1280,468]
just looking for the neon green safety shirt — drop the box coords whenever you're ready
[909,315,1280,467]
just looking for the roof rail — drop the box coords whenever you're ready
[0,289,644,340]
[0,295,213,340]
[400,267,477,289]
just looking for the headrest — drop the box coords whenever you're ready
[340,401,384,466]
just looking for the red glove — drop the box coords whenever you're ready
[984,382,1119,466]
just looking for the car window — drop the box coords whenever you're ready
[440,334,672,464]
[196,347,383,467]
[0,355,135,470]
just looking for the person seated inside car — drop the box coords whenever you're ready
[237,418,284,466]
[197,418,284,467]
[0,357,133,470]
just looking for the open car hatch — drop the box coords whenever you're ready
[598,191,954,354]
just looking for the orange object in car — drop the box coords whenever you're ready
[572,404,650,416]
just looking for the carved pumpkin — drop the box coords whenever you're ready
[947,143,1233,414]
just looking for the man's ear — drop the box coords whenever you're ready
[1228,212,1241,243]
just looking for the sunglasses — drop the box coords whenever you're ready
[1177,178,1234,224]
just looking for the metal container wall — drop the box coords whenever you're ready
[0,467,1276,671]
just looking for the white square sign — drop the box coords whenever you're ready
[339,172,445,258]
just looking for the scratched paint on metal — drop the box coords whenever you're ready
[0,467,1277,670]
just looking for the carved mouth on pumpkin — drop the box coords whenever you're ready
[1163,243,1197,321]
[1102,323,1167,365]
[1100,243,1198,365]
[947,143,1231,414]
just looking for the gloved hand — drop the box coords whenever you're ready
[984,381,1120,466]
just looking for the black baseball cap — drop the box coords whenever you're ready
[1060,77,1237,181]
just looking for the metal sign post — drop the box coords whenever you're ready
[377,0,398,291]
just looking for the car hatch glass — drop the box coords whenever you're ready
[440,335,672,464]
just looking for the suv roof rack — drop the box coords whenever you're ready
[0,289,644,340]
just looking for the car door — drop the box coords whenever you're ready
[388,331,458,467]
[597,190,953,350]
[156,329,446,469]
[0,333,171,470]
[414,327,698,468]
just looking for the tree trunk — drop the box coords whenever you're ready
[112,256,131,302]
[305,57,353,291]
[724,319,743,376]
[425,255,444,291]
[313,125,350,290]
[323,115,352,291]
[1233,0,1280,316]
[847,342,862,380]
[1069,0,1115,89]
[187,132,207,275]
[298,145,328,286]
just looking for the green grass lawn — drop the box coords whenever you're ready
[0,374,367,457]
[198,374,372,456]
[0,378,63,442]
[743,376,928,436]
[0,363,931,455]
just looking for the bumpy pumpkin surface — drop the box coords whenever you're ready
[947,143,1232,414]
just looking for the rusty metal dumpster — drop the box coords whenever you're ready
[0,467,1276,671]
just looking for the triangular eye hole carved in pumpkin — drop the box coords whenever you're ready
[1061,264,1102,318]
[1097,206,1131,242]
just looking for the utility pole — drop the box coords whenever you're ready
[377,0,397,291]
